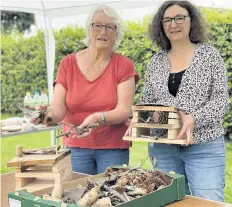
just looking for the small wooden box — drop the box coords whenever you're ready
[7,149,73,192]
[123,105,187,145]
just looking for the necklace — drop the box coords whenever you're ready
[88,51,112,72]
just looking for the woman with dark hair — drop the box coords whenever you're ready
[136,0,228,202]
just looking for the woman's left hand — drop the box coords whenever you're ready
[177,111,195,146]
[72,113,100,138]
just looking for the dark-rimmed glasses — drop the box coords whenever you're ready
[91,23,117,32]
[162,15,189,26]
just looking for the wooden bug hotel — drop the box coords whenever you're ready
[124,105,188,145]
[7,146,73,192]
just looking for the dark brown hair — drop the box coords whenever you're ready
[149,0,206,51]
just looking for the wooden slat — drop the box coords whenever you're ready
[166,195,232,207]
[168,112,180,119]
[15,178,56,193]
[26,164,53,172]
[132,105,177,112]
[167,130,180,140]
[123,136,187,145]
[168,119,181,124]
[15,177,35,188]
[52,154,71,172]
[1,173,16,207]
[132,128,149,137]
[15,171,60,178]
[131,128,139,137]
[7,149,70,167]
[57,165,72,182]
[15,166,28,173]
[132,111,140,116]
[57,169,73,184]
[131,123,181,129]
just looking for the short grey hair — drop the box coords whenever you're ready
[83,5,124,50]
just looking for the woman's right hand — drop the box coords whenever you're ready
[30,105,52,125]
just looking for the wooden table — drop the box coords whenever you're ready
[1,173,232,207]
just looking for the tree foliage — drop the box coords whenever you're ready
[1,10,35,34]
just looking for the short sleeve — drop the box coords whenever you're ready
[53,57,68,90]
[118,58,139,84]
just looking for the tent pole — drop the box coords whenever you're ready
[42,1,56,146]
[47,17,56,147]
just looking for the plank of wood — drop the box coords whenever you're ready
[52,154,71,172]
[132,105,177,112]
[57,168,73,183]
[167,129,180,140]
[132,111,140,116]
[168,119,181,125]
[131,128,149,137]
[1,173,16,207]
[166,195,232,207]
[168,112,180,119]
[15,166,28,173]
[7,149,70,167]
[15,178,57,193]
[131,123,181,129]
[123,136,187,145]
[26,164,53,172]
[15,177,35,188]
[15,171,60,178]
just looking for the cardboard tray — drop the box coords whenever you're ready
[8,168,185,207]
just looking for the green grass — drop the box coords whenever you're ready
[1,132,51,173]
[1,113,231,203]
[225,142,232,203]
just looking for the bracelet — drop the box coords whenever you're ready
[99,112,106,125]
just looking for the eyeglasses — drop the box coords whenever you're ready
[91,23,117,32]
[162,15,189,26]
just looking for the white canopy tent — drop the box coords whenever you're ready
[1,0,231,144]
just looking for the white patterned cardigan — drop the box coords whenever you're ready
[140,43,229,144]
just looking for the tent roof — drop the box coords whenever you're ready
[0,1,163,18]
[1,0,232,18]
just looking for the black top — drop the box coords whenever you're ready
[168,70,186,97]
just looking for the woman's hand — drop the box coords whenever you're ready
[72,113,100,138]
[177,110,195,146]
[30,105,51,125]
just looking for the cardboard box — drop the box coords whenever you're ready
[8,168,185,207]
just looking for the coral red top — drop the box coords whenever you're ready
[54,52,139,149]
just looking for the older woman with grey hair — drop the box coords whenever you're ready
[39,5,139,175]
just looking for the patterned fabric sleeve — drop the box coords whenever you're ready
[140,58,156,104]
[191,50,229,127]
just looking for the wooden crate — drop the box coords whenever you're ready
[7,149,73,192]
[123,105,187,145]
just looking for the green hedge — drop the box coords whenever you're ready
[1,9,231,139]
[1,31,47,113]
